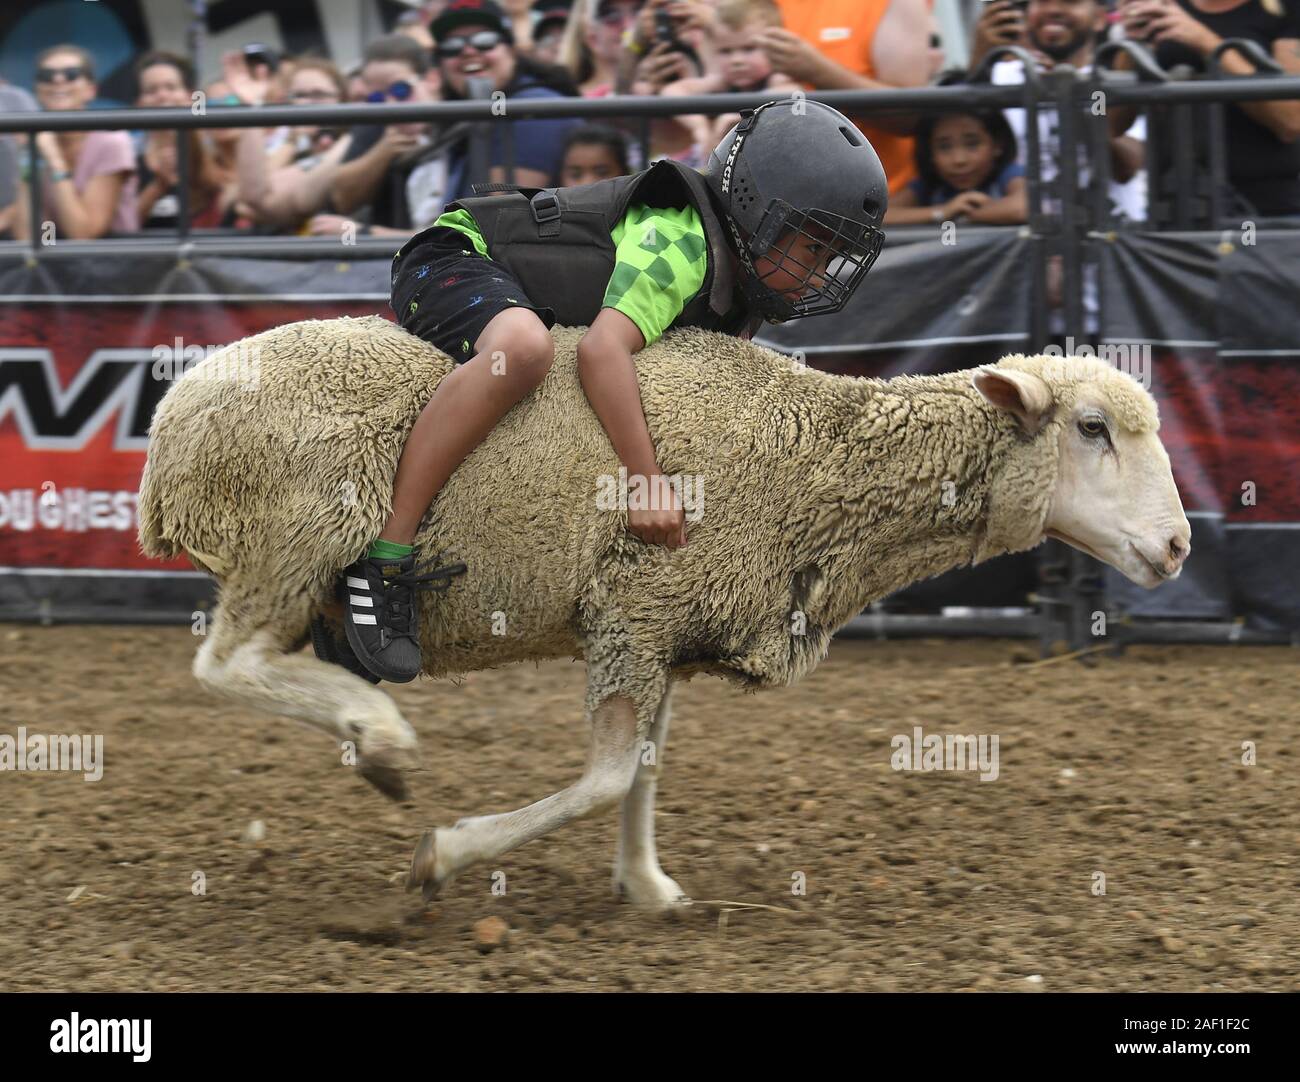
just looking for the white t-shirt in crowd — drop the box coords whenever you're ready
[992,59,1148,223]
[406,154,450,231]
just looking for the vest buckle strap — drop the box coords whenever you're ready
[530,189,561,238]
[531,190,561,223]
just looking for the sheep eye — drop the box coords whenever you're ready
[1078,417,1107,440]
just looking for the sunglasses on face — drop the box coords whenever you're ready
[292,88,340,102]
[436,30,505,59]
[37,66,87,84]
[365,80,414,103]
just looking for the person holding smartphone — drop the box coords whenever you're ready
[324,34,449,236]
[1117,0,1300,215]
[984,0,1149,327]
[987,0,1148,210]
[971,0,1040,69]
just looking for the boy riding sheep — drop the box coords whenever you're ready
[340,98,889,683]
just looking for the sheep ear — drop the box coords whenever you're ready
[972,367,1053,435]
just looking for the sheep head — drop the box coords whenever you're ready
[973,354,1191,589]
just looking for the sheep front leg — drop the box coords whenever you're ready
[613,685,689,910]
[406,694,645,900]
[194,611,419,802]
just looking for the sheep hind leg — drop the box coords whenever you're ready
[406,694,644,901]
[613,685,690,910]
[193,589,420,801]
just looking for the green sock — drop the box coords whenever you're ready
[367,538,414,559]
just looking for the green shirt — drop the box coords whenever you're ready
[432,202,709,347]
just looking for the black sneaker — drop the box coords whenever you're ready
[310,614,382,684]
[338,549,467,683]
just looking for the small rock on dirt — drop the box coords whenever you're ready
[242,820,266,844]
[473,916,510,953]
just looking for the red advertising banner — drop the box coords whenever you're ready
[0,299,388,573]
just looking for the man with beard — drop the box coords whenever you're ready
[976,0,1148,336]
[983,0,1148,224]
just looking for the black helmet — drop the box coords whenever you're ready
[703,99,888,323]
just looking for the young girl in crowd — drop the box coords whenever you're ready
[558,124,631,186]
[886,106,1028,226]
[134,51,228,230]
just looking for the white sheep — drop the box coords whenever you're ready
[137,316,1189,909]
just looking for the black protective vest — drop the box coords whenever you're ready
[449,159,761,336]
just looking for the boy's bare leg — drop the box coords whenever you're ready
[381,308,555,545]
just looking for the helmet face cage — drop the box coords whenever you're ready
[744,201,885,321]
[705,100,890,323]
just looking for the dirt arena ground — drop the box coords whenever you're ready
[1,624,1295,992]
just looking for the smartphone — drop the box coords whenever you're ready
[654,11,677,45]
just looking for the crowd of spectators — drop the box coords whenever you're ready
[0,0,1296,245]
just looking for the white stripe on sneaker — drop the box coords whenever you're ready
[346,576,369,590]
[352,614,377,625]
[350,593,374,607]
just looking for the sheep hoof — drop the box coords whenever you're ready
[406,829,444,901]
[358,759,410,803]
[614,870,692,911]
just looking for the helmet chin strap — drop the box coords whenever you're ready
[722,208,796,324]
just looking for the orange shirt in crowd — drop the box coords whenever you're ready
[774,0,916,194]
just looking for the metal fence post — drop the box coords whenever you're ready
[25,132,45,254]
[465,76,494,193]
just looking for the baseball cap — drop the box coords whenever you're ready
[431,0,515,44]
[535,0,572,34]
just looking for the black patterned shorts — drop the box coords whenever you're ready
[390,225,556,363]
